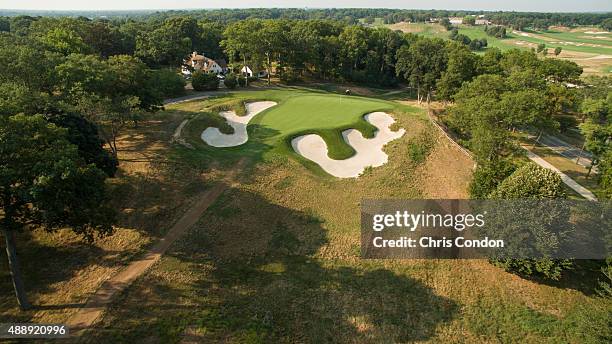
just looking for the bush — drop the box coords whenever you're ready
[486,162,570,280]
[192,71,219,91]
[237,76,247,87]
[491,257,573,281]
[490,162,566,199]
[469,159,516,199]
[223,74,237,89]
[149,69,186,98]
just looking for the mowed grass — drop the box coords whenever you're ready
[176,89,420,173]
[391,22,612,56]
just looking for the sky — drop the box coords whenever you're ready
[1,0,611,13]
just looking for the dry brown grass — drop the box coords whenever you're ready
[0,110,211,324]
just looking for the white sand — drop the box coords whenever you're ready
[292,112,405,178]
[201,101,277,147]
[585,31,609,35]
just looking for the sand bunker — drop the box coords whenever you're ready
[201,101,277,147]
[292,112,405,178]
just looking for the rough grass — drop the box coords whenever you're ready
[87,108,610,342]
[0,111,211,324]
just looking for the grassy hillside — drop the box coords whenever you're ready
[83,89,609,343]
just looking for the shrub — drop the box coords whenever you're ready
[486,162,570,280]
[491,258,573,281]
[192,71,219,91]
[490,162,565,199]
[537,43,546,53]
[223,74,237,89]
[237,76,247,87]
[469,159,516,199]
[149,69,186,98]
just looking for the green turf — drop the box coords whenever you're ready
[404,24,612,56]
[173,89,422,169]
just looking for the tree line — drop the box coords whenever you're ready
[0,16,187,309]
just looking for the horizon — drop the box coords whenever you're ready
[1,1,611,13]
[1,8,612,14]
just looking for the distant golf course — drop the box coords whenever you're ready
[388,22,612,74]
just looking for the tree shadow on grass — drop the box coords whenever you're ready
[87,188,457,343]
[0,230,146,320]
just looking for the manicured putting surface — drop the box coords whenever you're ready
[251,94,394,138]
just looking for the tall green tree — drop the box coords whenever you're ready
[437,43,481,101]
[396,38,448,103]
[1,114,115,309]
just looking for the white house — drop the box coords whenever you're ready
[449,17,463,25]
[183,52,228,76]
[241,66,253,77]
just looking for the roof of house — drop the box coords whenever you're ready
[215,59,228,69]
[187,52,224,72]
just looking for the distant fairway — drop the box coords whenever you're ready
[389,22,612,56]
[387,22,612,74]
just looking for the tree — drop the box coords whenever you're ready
[490,162,565,199]
[0,18,10,32]
[148,69,186,98]
[602,18,612,32]
[464,16,476,26]
[487,162,570,280]
[554,47,562,56]
[135,26,192,67]
[53,54,163,158]
[579,77,611,178]
[257,20,285,85]
[437,43,480,100]
[599,150,612,198]
[40,27,90,55]
[339,25,369,76]
[537,43,546,53]
[469,159,516,199]
[440,18,452,31]
[396,38,448,103]
[1,114,115,309]
[222,20,262,86]
[191,71,219,91]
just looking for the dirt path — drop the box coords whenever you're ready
[65,158,247,336]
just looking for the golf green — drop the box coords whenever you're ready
[252,94,394,138]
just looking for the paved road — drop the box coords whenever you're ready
[523,148,597,201]
[529,134,593,168]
